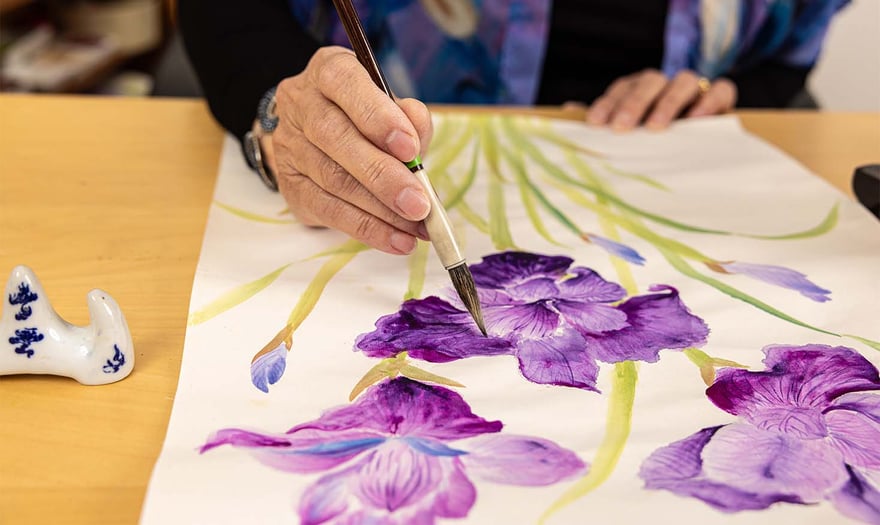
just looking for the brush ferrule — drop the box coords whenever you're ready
[412,167,465,269]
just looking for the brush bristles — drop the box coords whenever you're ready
[448,263,487,336]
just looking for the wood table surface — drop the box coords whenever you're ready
[0,94,877,525]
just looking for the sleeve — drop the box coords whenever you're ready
[727,0,847,108]
[178,0,322,143]
[728,63,811,108]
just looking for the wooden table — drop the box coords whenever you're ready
[0,95,877,525]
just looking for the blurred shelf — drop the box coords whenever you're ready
[0,0,34,15]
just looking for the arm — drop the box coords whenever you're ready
[178,0,321,143]
[179,1,434,256]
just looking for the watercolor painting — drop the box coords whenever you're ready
[641,344,880,523]
[141,114,880,524]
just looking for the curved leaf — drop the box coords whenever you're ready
[188,263,292,326]
[214,201,296,224]
[541,361,637,523]
[404,240,430,300]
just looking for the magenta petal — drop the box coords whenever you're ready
[515,330,600,391]
[354,297,513,362]
[469,252,572,289]
[584,285,709,363]
[555,267,626,303]
[299,465,355,525]
[201,428,385,474]
[640,425,807,511]
[708,345,880,420]
[356,441,444,512]
[826,466,880,524]
[291,378,502,442]
[825,391,880,470]
[459,434,586,485]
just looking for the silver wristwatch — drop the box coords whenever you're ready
[243,87,279,191]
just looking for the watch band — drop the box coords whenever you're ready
[244,86,280,191]
[244,130,278,191]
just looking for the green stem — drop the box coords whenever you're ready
[540,362,638,524]
[404,240,430,300]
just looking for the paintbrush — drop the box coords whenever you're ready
[330,0,487,336]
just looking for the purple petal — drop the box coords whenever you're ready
[469,252,572,289]
[640,425,807,511]
[291,378,502,442]
[555,300,628,334]
[708,345,880,423]
[355,297,513,362]
[584,233,646,265]
[483,303,560,339]
[250,343,287,393]
[508,277,560,302]
[514,329,600,391]
[583,285,709,363]
[699,423,848,502]
[458,434,587,485]
[555,267,626,303]
[717,261,831,302]
[825,392,880,470]
[826,466,880,524]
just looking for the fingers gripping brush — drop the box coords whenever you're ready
[330,0,488,336]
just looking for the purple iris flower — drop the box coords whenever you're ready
[356,252,709,391]
[710,261,831,302]
[640,344,880,523]
[202,378,585,524]
[251,342,287,393]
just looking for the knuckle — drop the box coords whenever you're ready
[351,213,378,241]
[675,70,698,84]
[641,68,664,80]
[320,161,361,197]
[314,48,355,89]
[359,155,395,189]
[309,112,349,147]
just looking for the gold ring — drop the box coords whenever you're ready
[697,77,712,95]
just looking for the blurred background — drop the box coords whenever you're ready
[0,0,877,110]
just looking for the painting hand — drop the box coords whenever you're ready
[587,69,737,131]
[268,46,434,255]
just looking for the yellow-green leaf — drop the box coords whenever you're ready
[188,263,292,326]
[214,201,297,224]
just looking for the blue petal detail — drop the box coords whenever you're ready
[251,343,288,393]
[292,437,386,457]
[404,437,468,457]
[585,234,646,265]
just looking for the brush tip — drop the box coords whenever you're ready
[447,263,487,337]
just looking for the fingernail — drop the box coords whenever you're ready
[385,130,418,162]
[417,222,430,240]
[395,187,431,220]
[612,112,635,131]
[645,118,667,131]
[587,110,607,125]
[390,232,416,254]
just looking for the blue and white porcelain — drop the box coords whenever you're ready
[0,265,134,384]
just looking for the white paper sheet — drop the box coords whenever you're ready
[141,115,880,525]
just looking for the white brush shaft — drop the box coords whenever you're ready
[412,168,465,269]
